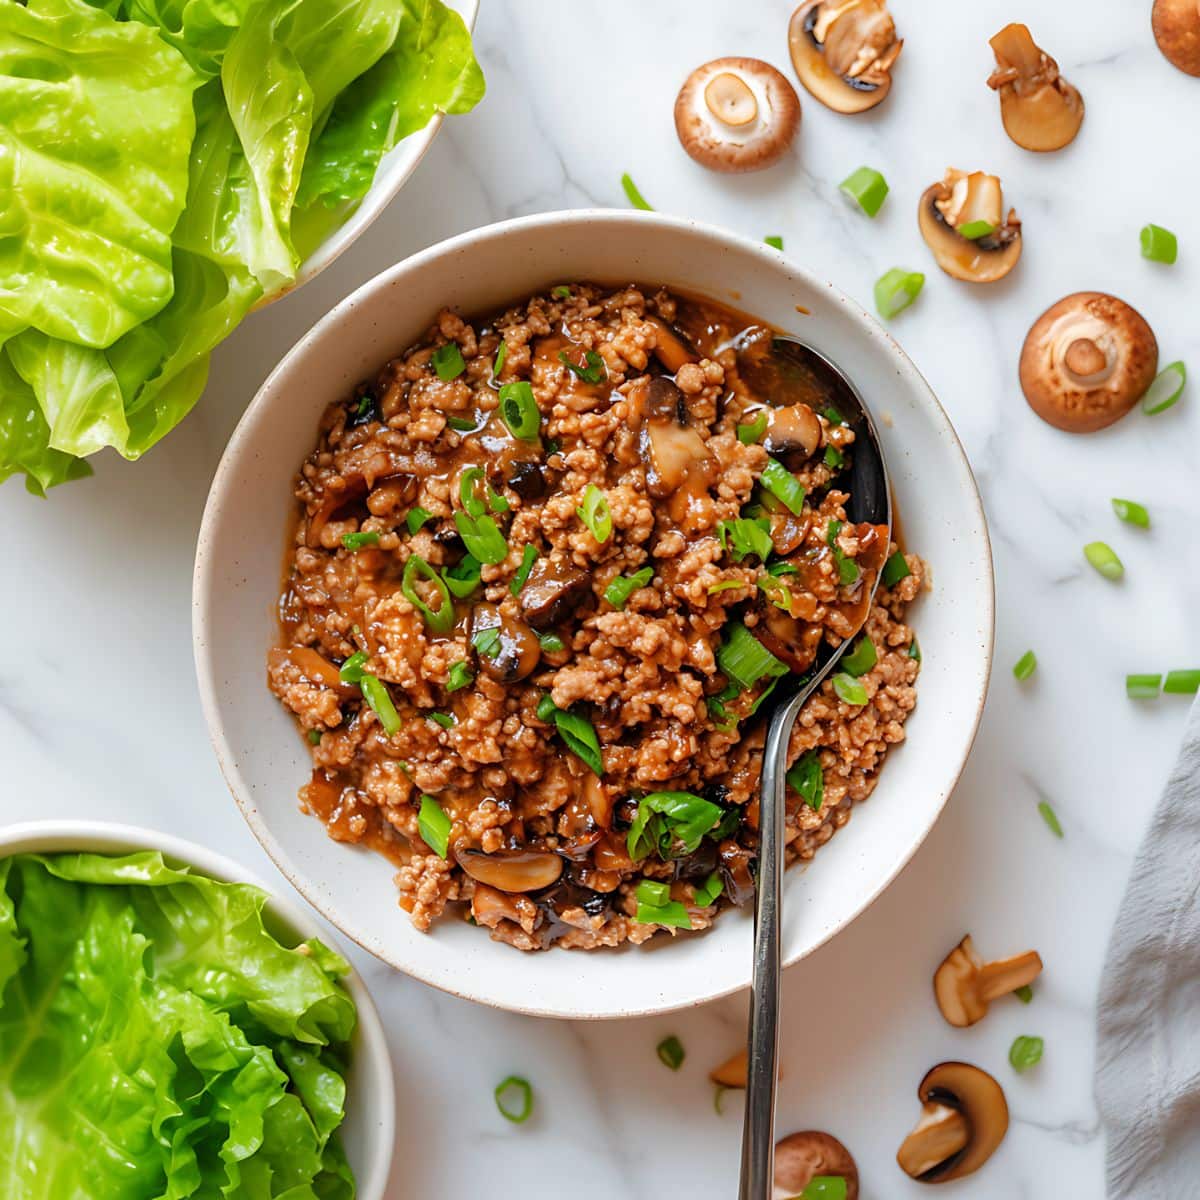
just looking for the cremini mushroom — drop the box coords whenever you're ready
[897,1062,1009,1183]
[933,935,1043,1027]
[469,603,542,682]
[710,1047,748,1088]
[788,0,903,114]
[1020,292,1159,433]
[987,24,1084,151]
[674,57,801,172]
[774,1131,859,1200]
[455,847,564,893]
[918,169,1022,284]
[1153,0,1200,75]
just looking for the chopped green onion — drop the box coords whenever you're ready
[604,566,653,610]
[1084,541,1124,580]
[1164,669,1200,695]
[761,458,806,515]
[444,555,482,597]
[767,561,798,577]
[758,574,796,616]
[1013,650,1037,681]
[1014,984,1034,1004]
[839,166,889,217]
[874,267,924,319]
[1111,498,1150,528]
[833,673,868,706]
[1008,1035,1044,1073]
[446,661,474,692]
[454,512,508,564]
[406,507,434,535]
[552,285,572,299]
[552,708,604,776]
[492,340,508,378]
[1139,223,1177,264]
[708,579,747,595]
[511,544,538,596]
[656,1034,685,1070]
[446,414,476,432]
[908,637,921,662]
[881,550,911,587]
[418,794,451,857]
[428,711,454,729]
[402,554,455,634]
[341,530,380,551]
[841,637,877,677]
[545,438,561,455]
[637,879,670,907]
[558,348,607,385]
[627,791,724,861]
[823,406,843,426]
[801,1178,848,1200]
[634,898,692,929]
[786,751,824,812]
[621,171,653,210]
[824,445,844,469]
[459,467,507,517]
[717,622,788,691]
[957,219,996,240]
[737,412,769,444]
[306,729,322,745]
[432,342,466,381]
[826,520,860,586]
[577,484,613,543]
[339,651,369,684]
[1126,673,1162,699]
[472,626,501,659]
[1037,800,1064,838]
[693,872,724,908]
[494,1076,533,1124]
[748,677,781,715]
[360,675,401,736]
[536,693,558,723]
[764,235,784,250]
[713,1085,727,1116]
[538,632,565,653]
[719,517,773,563]
[499,381,541,440]
[1142,361,1186,415]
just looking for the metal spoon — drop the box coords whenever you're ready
[735,336,892,1200]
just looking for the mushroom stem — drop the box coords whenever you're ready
[933,935,1043,1027]
[976,950,1044,1003]
[896,1103,969,1179]
[1063,337,1109,382]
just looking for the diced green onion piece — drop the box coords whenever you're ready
[418,794,451,857]
[1126,673,1162,699]
[833,673,868,706]
[1111,498,1150,528]
[472,626,501,659]
[627,791,724,861]
[360,675,401,736]
[693,871,724,908]
[634,899,692,929]
[621,171,653,210]
[881,550,911,587]
[446,415,476,432]
[713,1085,727,1116]
[761,458,807,516]
[552,285,571,298]
[839,166,889,217]
[499,381,541,440]
[494,1076,533,1124]
[432,343,466,381]
[605,566,653,609]
[459,466,507,517]
[1164,669,1200,695]
[786,751,824,812]
[1139,223,1177,264]
[709,579,747,595]
[764,235,784,250]
[758,574,796,616]
[1009,1035,1044,1073]
[957,219,996,240]
[454,512,507,564]
[801,1177,848,1200]
[406,507,433,535]
[908,636,921,662]
[428,711,454,729]
[719,517,773,563]
[841,637,877,677]
[1014,984,1034,1004]
[824,445,844,469]
[446,661,474,692]
[551,707,604,775]
[306,728,322,745]
[717,622,788,691]
[1037,800,1064,838]
[538,632,565,653]
[577,484,613,543]
[1142,361,1186,415]
[511,544,538,596]
[637,879,670,907]
[874,268,924,319]
[492,340,508,378]
[823,406,843,426]
[656,1034,685,1070]
[558,348,607,385]
[737,412,769,444]
[341,530,380,551]
[444,554,482,597]
[1013,650,1037,681]
[1084,541,1124,580]
[826,520,860,586]
[402,554,455,634]
[768,561,798,577]
[339,650,369,684]
[536,693,558,723]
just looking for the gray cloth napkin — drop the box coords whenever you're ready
[1096,694,1200,1197]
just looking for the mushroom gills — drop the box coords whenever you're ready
[789,0,903,114]
[987,23,1084,152]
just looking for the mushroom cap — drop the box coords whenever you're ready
[905,1062,1009,1183]
[918,182,1022,284]
[674,57,801,173]
[789,0,902,113]
[1020,292,1158,433]
[455,848,564,893]
[774,1130,859,1200]
[987,23,1084,152]
[1152,0,1200,75]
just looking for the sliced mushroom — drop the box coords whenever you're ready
[987,24,1084,151]
[646,317,698,373]
[518,556,591,630]
[1019,292,1158,432]
[710,1047,748,1088]
[268,646,356,699]
[1153,0,1200,75]
[506,459,548,500]
[455,847,564,893]
[642,422,714,499]
[761,403,822,457]
[752,598,825,673]
[918,169,1022,284]
[789,0,903,114]
[717,839,756,906]
[674,57,801,173]
[774,1131,859,1200]
[469,603,541,683]
[933,935,1043,1027]
[897,1062,1009,1183]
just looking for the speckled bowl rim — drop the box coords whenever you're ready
[194,208,995,1019]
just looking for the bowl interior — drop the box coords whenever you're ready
[194,211,993,1019]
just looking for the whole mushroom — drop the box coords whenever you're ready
[774,1131,859,1200]
[933,934,1043,1027]
[918,169,1022,283]
[1020,292,1159,433]
[1152,0,1200,75]
[987,23,1084,151]
[788,0,903,114]
[674,58,801,173]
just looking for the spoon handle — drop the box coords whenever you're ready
[739,687,808,1200]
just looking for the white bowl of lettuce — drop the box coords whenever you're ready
[0,0,483,498]
[0,820,395,1199]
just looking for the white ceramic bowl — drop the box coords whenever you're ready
[194,210,994,1020]
[0,821,395,1198]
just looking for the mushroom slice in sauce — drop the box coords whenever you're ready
[1153,0,1200,75]
[789,0,903,114]
[918,169,1022,284]
[469,602,541,683]
[268,646,357,699]
[987,24,1084,152]
[518,556,590,630]
[646,317,698,373]
[1019,292,1158,433]
[674,57,802,173]
[933,934,1043,1027]
[456,847,564,893]
[761,402,822,457]
[774,1130,859,1200]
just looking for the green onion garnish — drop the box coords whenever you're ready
[764,235,784,250]
[446,661,474,692]
[839,166,889,217]
[823,406,843,426]
[786,750,824,811]
[737,412,768,444]
[459,466,508,517]
[833,673,868,706]
[406,507,433,535]
[957,219,996,240]
[604,566,653,609]
[428,711,454,729]
[417,794,451,858]
[881,550,910,587]
[874,267,924,319]
[908,637,921,662]
[801,1177,849,1200]
[1139,223,1177,264]
[552,285,571,299]
[824,445,844,469]
[638,879,670,907]
[536,693,557,723]
[1126,673,1162,699]
[1008,1035,1044,1073]
[714,1085,727,1116]
[1037,800,1064,838]
[402,554,455,634]
[492,340,508,378]
[635,901,692,929]
[432,343,466,381]
[499,381,541,440]
[1014,984,1034,1004]
[538,632,565,653]
[841,636,877,677]
[577,484,613,543]
[360,674,401,736]
[558,348,607,385]
[340,650,369,684]
[717,621,788,691]
[709,579,747,595]
[1142,361,1186,415]
[767,561,798,577]
[1111,498,1150,528]
[306,729,322,745]
[446,414,476,432]
[494,1076,533,1124]
[826,520,860,586]
[719,517,773,563]
[758,574,796,616]
[761,458,806,516]
[511,544,538,596]
[1164,669,1200,695]
[1013,650,1037,681]
[621,171,653,211]
[551,708,604,775]
[693,871,724,907]
[627,791,725,862]
[656,1035,685,1070]
[1084,541,1124,580]
[444,554,482,597]
[454,512,507,564]
[341,530,380,551]
[472,626,501,659]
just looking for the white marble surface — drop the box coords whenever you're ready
[3,1,1198,1195]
